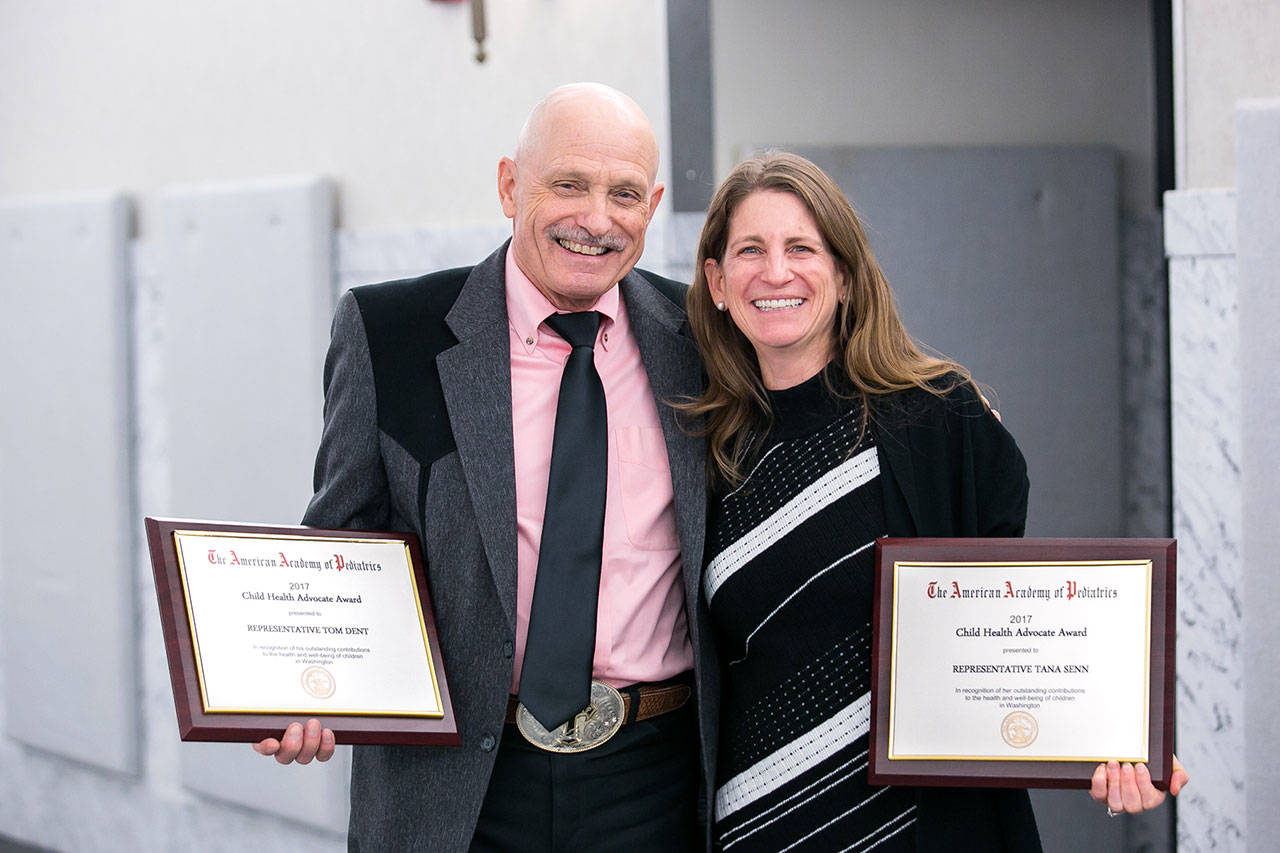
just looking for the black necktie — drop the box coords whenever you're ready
[518,311,608,730]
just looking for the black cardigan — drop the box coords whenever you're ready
[872,381,1043,853]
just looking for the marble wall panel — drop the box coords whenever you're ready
[1166,188,1243,852]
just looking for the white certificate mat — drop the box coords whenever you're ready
[174,530,443,717]
[889,560,1150,762]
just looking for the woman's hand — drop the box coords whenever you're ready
[1090,755,1188,815]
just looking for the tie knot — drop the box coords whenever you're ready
[545,311,601,349]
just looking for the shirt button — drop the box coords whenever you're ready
[502,640,514,658]
[480,733,496,752]
[602,332,609,343]
[525,337,533,346]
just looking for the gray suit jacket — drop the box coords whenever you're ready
[303,243,717,851]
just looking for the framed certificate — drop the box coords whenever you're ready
[145,517,459,745]
[869,538,1175,789]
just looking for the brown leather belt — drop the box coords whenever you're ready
[505,675,692,727]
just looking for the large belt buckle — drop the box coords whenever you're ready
[516,681,625,753]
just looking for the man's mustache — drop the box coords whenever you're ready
[546,225,628,253]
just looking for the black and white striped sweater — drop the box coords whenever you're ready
[705,371,917,852]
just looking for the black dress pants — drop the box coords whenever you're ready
[470,702,699,852]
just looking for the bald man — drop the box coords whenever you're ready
[255,84,716,851]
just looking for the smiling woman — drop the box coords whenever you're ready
[680,151,1183,853]
[683,151,972,487]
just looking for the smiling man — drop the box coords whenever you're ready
[253,84,716,852]
[499,86,662,311]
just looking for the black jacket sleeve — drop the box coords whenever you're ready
[873,379,1029,539]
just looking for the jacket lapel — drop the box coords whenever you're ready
[437,245,518,629]
[621,272,707,609]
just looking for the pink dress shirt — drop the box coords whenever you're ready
[505,251,693,692]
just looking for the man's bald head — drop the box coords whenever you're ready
[514,83,661,184]
[498,84,665,311]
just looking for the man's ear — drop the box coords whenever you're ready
[497,157,518,219]
[645,183,665,222]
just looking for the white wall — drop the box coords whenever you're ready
[709,0,1156,210]
[1174,0,1280,189]
[0,0,672,236]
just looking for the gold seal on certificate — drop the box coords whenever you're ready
[1001,711,1038,749]
[145,517,459,746]
[869,538,1176,789]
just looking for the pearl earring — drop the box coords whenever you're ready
[716,301,726,311]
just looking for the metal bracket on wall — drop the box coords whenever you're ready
[429,0,487,63]
[471,0,487,63]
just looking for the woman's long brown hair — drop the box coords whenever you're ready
[679,152,972,487]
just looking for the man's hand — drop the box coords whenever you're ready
[252,719,336,765]
[1089,755,1188,814]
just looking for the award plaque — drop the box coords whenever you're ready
[145,517,458,745]
[869,538,1175,789]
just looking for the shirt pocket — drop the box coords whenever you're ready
[614,426,681,551]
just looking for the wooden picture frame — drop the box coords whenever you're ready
[145,517,459,746]
[869,537,1175,788]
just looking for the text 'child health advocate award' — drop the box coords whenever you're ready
[146,517,458,745]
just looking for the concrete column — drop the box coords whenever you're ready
[1237,98,1280,851]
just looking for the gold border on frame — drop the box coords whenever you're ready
[887,559,1152,764]
[172,529,445,719]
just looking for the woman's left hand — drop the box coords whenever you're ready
[1090,755,1188,814]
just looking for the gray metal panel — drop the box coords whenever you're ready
[0,192,138,773]
[790,145,1124,537]
[666,0,715,212]
[156,177,349,832]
